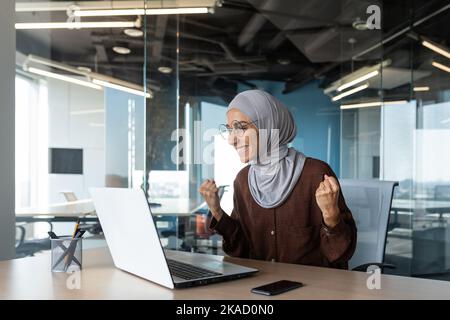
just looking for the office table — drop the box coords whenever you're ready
[16,198,203,221]
[1,241,450,300]
[390,199,450,229]
[15,199,97,223]
[15,198,204,250]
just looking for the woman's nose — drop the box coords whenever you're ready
[227,130,237,145]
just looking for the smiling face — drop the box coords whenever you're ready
[226,108,259,163]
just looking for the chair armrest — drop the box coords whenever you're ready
[15,225,26,248]
[352,263,396,272]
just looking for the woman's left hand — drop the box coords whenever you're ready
[315,174,341,228]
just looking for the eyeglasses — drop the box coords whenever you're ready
[218,120,257,139]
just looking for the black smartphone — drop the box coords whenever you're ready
[251,280,303,296]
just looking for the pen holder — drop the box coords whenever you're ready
[51,237,82,273]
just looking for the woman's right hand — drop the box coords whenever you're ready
[199,179,223,220]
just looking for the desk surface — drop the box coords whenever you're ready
[392,199,450,211]
[1,241,450,300]
[15,198,203,218]
[15,199,96,217]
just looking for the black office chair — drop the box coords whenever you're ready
[15,222,52,258]
[340,179,398,273]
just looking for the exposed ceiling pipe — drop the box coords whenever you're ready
[223,0,340,26]
[237,0,278,48]
[237,14,266,47]
[177,31,266,67]
[182,17,227,33]
[264,0,317,51]
[196,67,268,76]
[266,25,332,51]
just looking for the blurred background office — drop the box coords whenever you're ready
[0,0,449,281]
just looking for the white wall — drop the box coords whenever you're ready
[47,79,105,203]
[0,0,16,260]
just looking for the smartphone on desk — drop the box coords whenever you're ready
[251,280,303,296]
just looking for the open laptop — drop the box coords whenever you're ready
[89,188,258,289]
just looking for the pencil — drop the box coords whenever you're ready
[63,219,80,268]
[72,219,80,239]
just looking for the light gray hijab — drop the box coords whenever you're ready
[227,90,306,209]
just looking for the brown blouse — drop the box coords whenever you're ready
[209,157,357,269]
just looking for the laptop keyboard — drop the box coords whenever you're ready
[167,259,223,280]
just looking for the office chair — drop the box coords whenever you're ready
[15,222,52,258]
[60,191,78,202]
[340,179,398,273]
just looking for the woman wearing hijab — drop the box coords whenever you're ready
[199,90,357,269]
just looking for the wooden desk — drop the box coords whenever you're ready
[1,242,450,300]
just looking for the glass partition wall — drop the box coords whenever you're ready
[15,0,450,280]
[340,2,450,280]
[15,0,148,245]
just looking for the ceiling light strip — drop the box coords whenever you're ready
[340,100,408,110]
[432,61,450,73]
[92,79,151,98]
[413,86,430,92]
[15,21,136,30]
[337,70,379,91]
[28,67,102,90]
[74,9,145,16]
[74,7,209,17]
[332,83,369,102]
[422,40,450,59]
[15,0,218,12]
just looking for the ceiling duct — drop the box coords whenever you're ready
[246,0,382,63]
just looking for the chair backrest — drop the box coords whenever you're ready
[60,191,78,202]
[339,179,398,270]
